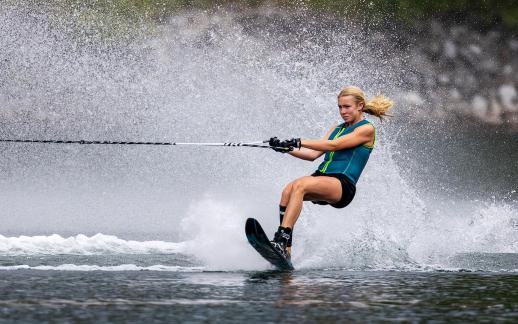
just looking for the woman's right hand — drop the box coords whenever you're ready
[269,137,281,147]
[269,137,293,153]
[272,146,293,153]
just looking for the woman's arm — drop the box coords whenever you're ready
[288,124,337,161]
[301,124,374,152]
[288,147,323,161]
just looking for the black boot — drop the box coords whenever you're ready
[271,226,292,260]
[279,206,293,248]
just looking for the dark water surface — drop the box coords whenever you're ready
[2,267,518,322]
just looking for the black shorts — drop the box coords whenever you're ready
[310,171,356,209]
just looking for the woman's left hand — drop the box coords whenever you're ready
[279,138,301,150]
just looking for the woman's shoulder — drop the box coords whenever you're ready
[353,123,375,139]
[344,119,374,130]
[356,118,375,129]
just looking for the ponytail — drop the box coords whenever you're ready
[338,86,394,121]
[364,95,394,121]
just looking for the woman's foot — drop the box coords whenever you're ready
[271,226,292,260]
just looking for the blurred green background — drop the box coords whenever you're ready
[54,0,518,29]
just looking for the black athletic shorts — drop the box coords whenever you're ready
[310,171,356,209]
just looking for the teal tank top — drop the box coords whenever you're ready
[316,119,374,185]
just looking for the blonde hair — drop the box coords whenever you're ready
[337,86,394,121]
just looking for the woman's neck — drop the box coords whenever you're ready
[346,114,365,126]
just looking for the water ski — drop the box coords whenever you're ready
[245,218,294,271]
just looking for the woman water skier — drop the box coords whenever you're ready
[268,86,393,259]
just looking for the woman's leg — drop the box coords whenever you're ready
[281,176,342,229]
[279,182,294,254]
[280,181,294,207]
[273,176,341,257]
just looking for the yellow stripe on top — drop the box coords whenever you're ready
[316,119,374,185]
[362,125,375,149]
[319,126,346,173]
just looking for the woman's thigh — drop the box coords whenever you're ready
[292,176,342,203]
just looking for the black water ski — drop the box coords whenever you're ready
[245,218,294,271]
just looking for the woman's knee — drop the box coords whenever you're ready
[281,182,294,203]
[283,177,314,199]
[292,178,313,194]
[282,182,293,196]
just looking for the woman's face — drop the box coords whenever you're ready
[338,95,363,123]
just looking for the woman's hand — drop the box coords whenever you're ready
[268,137,281,147]
[269,137,301,149]
[271,146,293,153]
[268,137,300,153]
[281,138,301,150]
